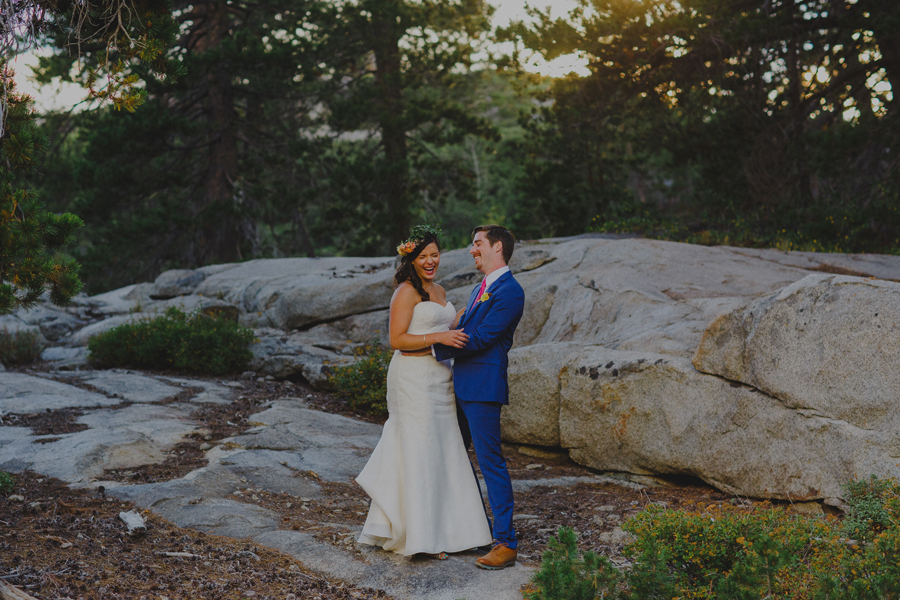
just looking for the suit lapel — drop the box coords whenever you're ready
[461,271,511,326]
[461,284,482,326]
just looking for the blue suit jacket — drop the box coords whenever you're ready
[433,271,525,405]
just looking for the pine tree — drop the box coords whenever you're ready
[35,0,502,291]
[0,76,83,314]
[1,0,180,311]
[503,0,900,249]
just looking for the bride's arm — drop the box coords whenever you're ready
[451,307,466,329]
[389,284,469,351]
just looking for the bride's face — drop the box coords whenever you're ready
[413,242,440,284]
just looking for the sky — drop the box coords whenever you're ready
[10,0,589,113]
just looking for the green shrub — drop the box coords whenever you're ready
[0,327,42,366]
[87,307,255,375]
[814,526,900,600]
[0,471,14,494]
[624,504,836,600]
[840,475,900,542]
[528,478,900,600]
[328,341,392,416]
[525,526,623,600]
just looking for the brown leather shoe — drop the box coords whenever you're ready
[475,542,517,570]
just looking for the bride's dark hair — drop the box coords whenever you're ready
[394,233,441,302]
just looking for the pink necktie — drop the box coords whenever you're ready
[475,278,487,304]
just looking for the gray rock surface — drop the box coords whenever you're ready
[66,314,141,347]
[0,371,547,599]
[7,235,900,503]
[149,269,207,299]
[13,305,87,341]
[249,329,353,387]
[192,257,396,330]
[500,336,900,500]
[0,314,42,338]
[0,372,119,412]
[40,346,89,370]
[693,274,900,430]
[557,347,891,500]
[502,343,584,447]
[74,371,185,403]
[1,402,198,481]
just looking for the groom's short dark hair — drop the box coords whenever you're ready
[473,225,515,264]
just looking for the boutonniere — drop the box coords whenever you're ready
[476,292,492,304]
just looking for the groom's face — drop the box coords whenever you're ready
[470,232,504,274]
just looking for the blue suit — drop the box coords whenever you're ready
[434,270,524,548]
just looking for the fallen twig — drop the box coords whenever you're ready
[0,579,40,600]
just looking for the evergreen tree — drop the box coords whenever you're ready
[0,77,82,314]
[36,0,502,291]
[37,0,334,290]
[504,0,900,250]
[308,0,499,252]
[1,0,179,312]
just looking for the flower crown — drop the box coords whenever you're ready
[396,224,443,257]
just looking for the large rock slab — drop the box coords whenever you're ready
[0,403,198,482]
[249,329,354,385]
[0,314,42,338]
[693,274,900,430]
[0,373,120,412]
[149,269,207,299]
[192,257,396,330]
[502,343,585,447]
[505,238,830,357]
[74,371,184,403]
[556,346,890,500]
[12,305,87,341]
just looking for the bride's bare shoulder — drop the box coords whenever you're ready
[392,281,420,304]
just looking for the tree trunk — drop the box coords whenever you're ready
[787,38,813,204]
[371,0,410,249]
[193,0,243,265]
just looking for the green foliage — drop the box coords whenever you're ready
[87,307,254,375]
[327,341,392,416]
[530,478,900,600]
[503,0,900,253]
[0,471,14,494]
[0,327,42,366]
[35,0,505,293]
[2,0,180,312]
[813,524,900,600]
[0,74,84,314]
[525,526,623,600]
[624,504,833,599]
[841,475,900,543]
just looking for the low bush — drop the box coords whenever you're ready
[0,471,14,494]
[840,475,900,542]
[525,527,623,600]
[87,307,255,375]
[528,477,900,600]
[0,327,41,366]
[623,503,841,600]
[327,341,392,416]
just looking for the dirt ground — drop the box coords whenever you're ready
[1,371,787,599]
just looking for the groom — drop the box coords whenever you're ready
[433,225,524,570]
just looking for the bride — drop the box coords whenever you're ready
[356,225,493,558]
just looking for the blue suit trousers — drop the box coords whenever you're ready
[456,398,517,549]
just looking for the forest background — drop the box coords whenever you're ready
[2,0,898,298]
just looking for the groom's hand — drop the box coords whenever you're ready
[437,329,469,348]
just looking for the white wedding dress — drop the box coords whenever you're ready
[356,300,493,555]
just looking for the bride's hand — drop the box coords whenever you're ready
[438,329,469,348]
